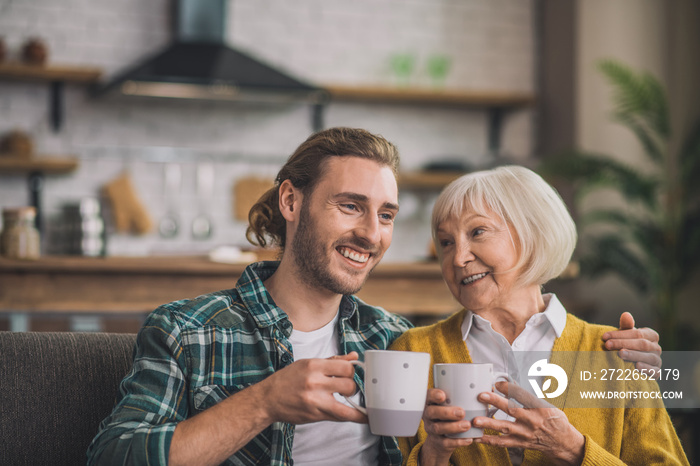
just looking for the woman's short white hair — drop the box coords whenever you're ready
[431,165,577,287]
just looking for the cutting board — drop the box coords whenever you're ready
[232,177,275,221]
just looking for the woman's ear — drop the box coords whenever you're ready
[278,179,302,222]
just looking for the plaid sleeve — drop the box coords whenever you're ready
[87,305,189,466]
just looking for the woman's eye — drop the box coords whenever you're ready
[472,228,485,237]
[439,239,453,247]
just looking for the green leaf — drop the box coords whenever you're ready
[613,113,666,165]
[579,235,650,293]
[598,60,670,139]
[539,152,659,209]
[583,210,664,259]
[579,209,633,228]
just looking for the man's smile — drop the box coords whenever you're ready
[337,246,370,264]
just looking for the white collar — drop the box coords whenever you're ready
[461,293,567,341]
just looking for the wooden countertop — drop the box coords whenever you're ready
[0,256,457,316]
[0,255,443,277]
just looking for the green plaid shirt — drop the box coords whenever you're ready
[87,261,413,466]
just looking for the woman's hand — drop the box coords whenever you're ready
[419,388,474,466]
[472,382,585,466]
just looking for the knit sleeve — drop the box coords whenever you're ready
[617,407,690,465]
[580,435,626,466]
[398,436,425,466]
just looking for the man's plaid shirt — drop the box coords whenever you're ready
[87,261,413,465]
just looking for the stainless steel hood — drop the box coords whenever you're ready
[92,0,328,106]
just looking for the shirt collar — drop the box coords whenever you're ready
[237,261,285,330]
[237,261,358,332]
[461,293,567,341]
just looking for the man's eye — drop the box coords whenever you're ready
[341,204,358,211]
[380,213,395,222]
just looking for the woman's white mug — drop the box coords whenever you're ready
[433,363,511,438]
[345,350,431,437]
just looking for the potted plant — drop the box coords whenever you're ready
[539,60,700,350]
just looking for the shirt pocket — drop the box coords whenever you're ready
[192,383,253,412]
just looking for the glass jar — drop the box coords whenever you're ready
[1,207,40,259]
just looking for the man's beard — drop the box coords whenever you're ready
[290,201,377,296]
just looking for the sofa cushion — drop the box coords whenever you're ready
[0,331,137,466]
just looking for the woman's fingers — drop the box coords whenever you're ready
[494,381,552,409]
[473,382,585,464]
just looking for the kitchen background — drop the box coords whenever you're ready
[0,0,533,258]
[1,0,699,332]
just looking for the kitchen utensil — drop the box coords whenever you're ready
[1,206,40,259]
[192,163,214,240]
[232,177,274,221]
[159,164,181,238]
[60,198,106,256]
[102,172,153,235]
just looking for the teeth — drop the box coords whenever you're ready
[339,247,369,263]
[462,272,487,285]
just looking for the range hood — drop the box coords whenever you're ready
[93,0,328,105]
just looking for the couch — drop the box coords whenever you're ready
[0,331,137,465]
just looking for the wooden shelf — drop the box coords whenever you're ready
[323,84,534,157]
[324,84,534,108]
[0,62,103,132]
[0,62,102,83]
[0,156,79,174]
[398,171,466,190]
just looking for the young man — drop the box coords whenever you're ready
[88,127,661,466]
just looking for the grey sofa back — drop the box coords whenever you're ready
[0,331,137,465]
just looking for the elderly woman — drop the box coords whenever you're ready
[390,166,688,465]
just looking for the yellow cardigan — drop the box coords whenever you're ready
[389,310,689,466]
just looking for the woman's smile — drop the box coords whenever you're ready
[461,271,489,285]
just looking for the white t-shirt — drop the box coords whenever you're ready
[289,312,379,465]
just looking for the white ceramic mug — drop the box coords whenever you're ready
[345,350,431,437]
[433,363,511,438]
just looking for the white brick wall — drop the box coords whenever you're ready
[0,0,535,262]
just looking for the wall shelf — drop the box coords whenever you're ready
[0,155,79,174]
[0,62,102,132]
[323,84,535,156]
[0,155,80,232]
[398,171,466,190]
[324,84,534,108]
[0,62,102,82]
